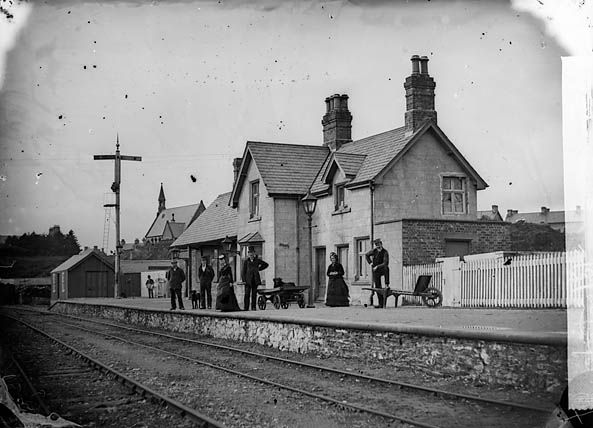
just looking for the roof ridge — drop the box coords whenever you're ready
[247,141,329,150]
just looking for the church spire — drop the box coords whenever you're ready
[158,183,166,215]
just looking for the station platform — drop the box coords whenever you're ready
[55,297,567,346]
[44,298,568,394]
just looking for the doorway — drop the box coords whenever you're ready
[315,247,326,301]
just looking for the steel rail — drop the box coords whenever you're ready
[2,314,228,428]
[21,313,442,428]
[10,354,51,416]
[31,308,550,414]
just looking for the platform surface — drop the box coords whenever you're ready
[58,297,567,344]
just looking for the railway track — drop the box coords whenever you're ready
[3,307,552,428]
[2,314,227,428]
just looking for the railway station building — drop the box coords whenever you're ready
[174,55,510,305]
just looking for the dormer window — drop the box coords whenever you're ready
[334,183,346,211]
[250,180,259,218]
[442,176,466,214]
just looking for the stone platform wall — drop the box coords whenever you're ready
[52,302,566,394]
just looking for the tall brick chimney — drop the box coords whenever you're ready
[322,94,352,152]
[404,55,437,131]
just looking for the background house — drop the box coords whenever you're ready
[50,248,114,300]
[120,259,184,298]
[478,205,504,222]
[144,183,205,244]
[505,206,583,234]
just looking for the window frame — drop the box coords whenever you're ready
[249,180,260,219]
[354,237,370,282]
[441,175,467,215]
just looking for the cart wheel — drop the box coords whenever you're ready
[257,295,266,310]
[272,294,281,309]
[297,294,305,308]
[281,301,289,309]
[422,287,443,308]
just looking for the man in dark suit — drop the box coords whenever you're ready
[166,259,186,310]
[365,238,390,308]
[197,256,215,309]
[241,246,269,311]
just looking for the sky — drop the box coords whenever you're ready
[0,0,589,249]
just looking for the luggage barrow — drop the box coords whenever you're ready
[362,275,442,308]
[256,284,310,310]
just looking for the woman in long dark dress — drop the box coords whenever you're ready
[325,252,350,307]
[215,254,241,312]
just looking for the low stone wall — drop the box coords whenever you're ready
[52,302,566,394]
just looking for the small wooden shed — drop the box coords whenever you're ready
[51,248,114,300]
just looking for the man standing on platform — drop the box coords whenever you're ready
[241,246,269,311]
[167,259,186,310]
[146,275,155,298]
[198,256,215,309]
[365,238,390,308]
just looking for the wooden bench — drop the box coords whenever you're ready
[362,275,442,308]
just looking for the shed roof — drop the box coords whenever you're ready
[171,192,238,247]
[51,248,113,273]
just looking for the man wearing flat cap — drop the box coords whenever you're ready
[365,238,390,308]
[166,259,186,310]
[241,246,269,311]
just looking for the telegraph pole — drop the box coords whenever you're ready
[94,135,142,298]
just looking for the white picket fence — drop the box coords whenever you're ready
[403,250,588,308]
[402,263,444,305]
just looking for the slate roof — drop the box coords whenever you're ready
[333,152,367,177]
[145,203,203,239]
[51,248,113,273]
[311,127,412,193]
[231,142,329,206]
[311,122,487,194]
[164,222,186,239]
[506,210,566,225]
[172,193,238,247]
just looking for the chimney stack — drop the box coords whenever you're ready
[541,206,550,214]
[404,55,437,132]
[233,157,242,184]
[322,94,352,152]
[491,205,499,214]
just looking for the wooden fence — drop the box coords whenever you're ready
[403,250,588,308]
[402,263,444,305]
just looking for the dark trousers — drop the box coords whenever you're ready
[372,266,390,307]
[200,282,212,309]
[170,288,184,309]
[148,289,154,298]
[244,282,258,310]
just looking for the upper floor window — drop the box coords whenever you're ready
[442,176,466,214]
[334,183,346,211]
[250,180,259,218]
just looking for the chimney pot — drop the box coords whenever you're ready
[411,55,420,74]
[541,206,549,214]
[506,209,514,217]
[420,56,429,74]
[492,205,498,213]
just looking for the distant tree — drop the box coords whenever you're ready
[65,230,81,255]
[510,222,566,252]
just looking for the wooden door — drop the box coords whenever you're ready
[86,271,108,297]
[315,248,326,301]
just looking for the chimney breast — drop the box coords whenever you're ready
[322,93,352,152]
[404,55,437,132]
